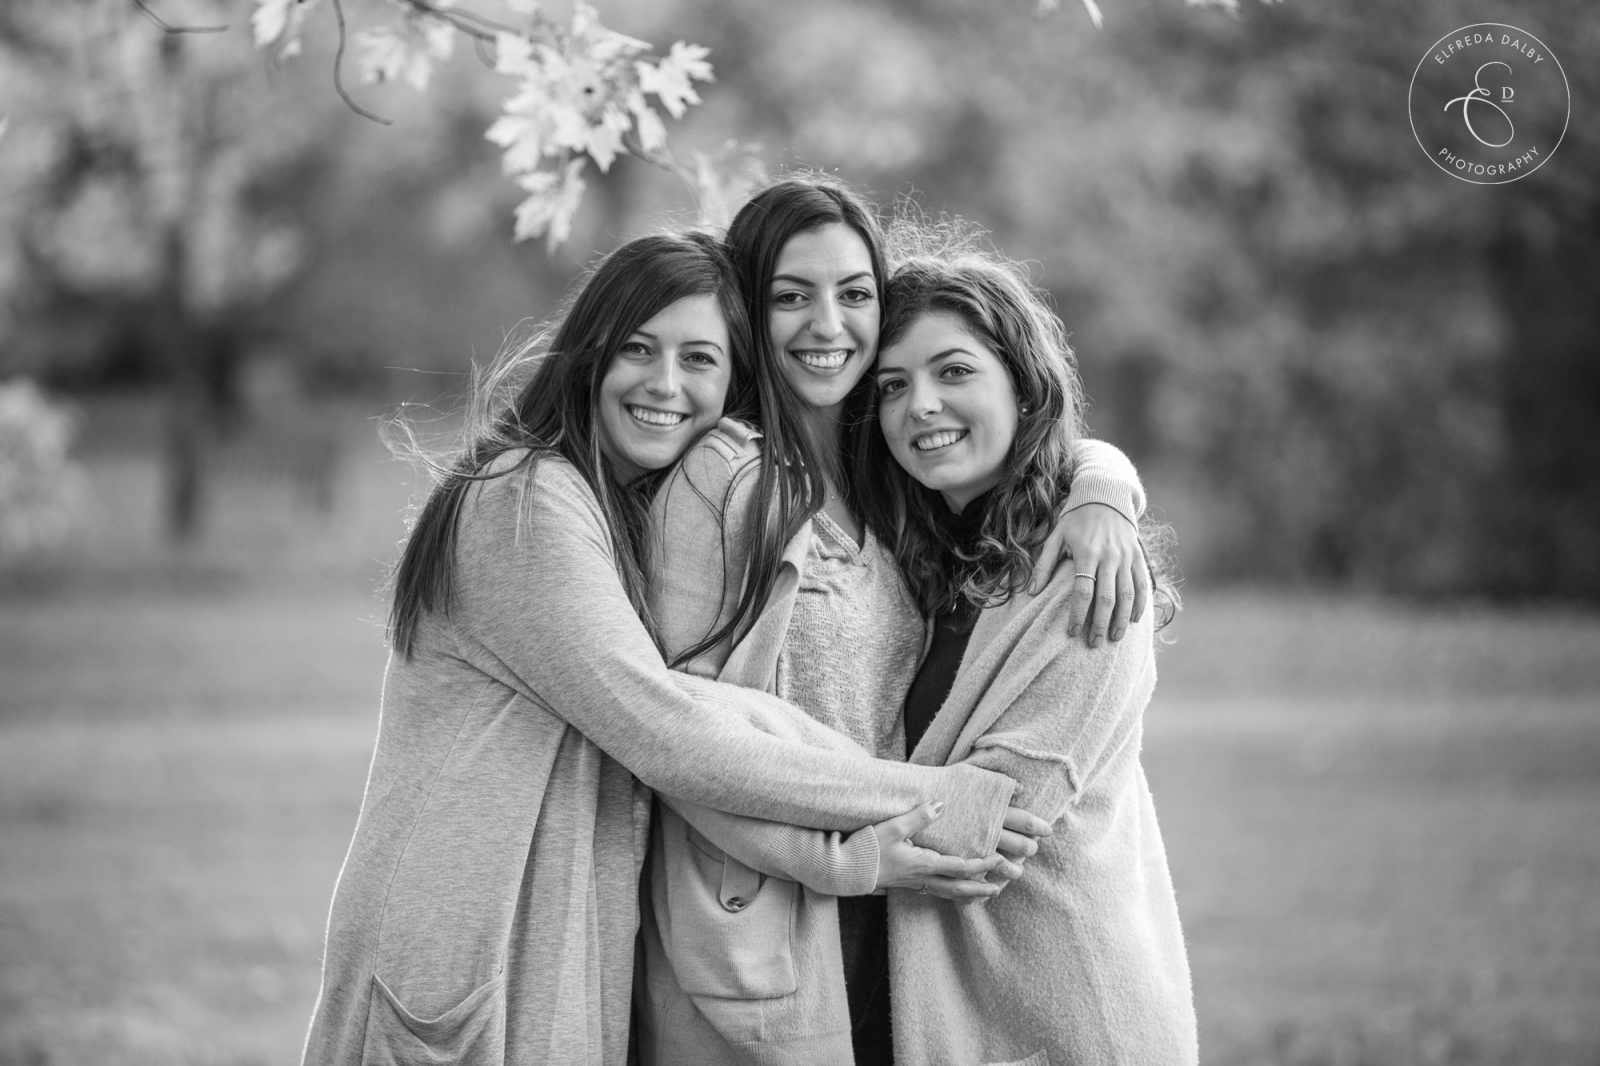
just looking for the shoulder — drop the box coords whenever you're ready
[680,418,764,484]
[469,449,606,535]
[660,418,765,517]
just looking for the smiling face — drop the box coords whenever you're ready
[596,294,732,482]
[875,311,1020,513]
[767,223,880,419]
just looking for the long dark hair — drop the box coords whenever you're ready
[670,174,891,665]
[388,231,750,659]
[858,248,1179,627]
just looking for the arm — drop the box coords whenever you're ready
[1030,437,1151,645]
[960,590,1157,825]
[450,458,1015,850]
[648,430,1014,869]
[647,423,762,678]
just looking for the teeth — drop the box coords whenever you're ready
[914,430,966,452]
[793,350,849,370]
[628,406,686,427]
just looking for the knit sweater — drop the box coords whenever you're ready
[636,422,1147,1063]
[299,453,1018,1066]
[889,577,1197,1066]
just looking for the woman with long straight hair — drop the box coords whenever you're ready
[300,231,1023,1066]
[637,178,1152,1063]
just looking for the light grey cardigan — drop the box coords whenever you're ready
[889,577,1197,1066]
[299,454,1017,1066]
[637,422,1150,1064]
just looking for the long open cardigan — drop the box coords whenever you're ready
[299,454,1017,1066]
[889,576,1197,1066]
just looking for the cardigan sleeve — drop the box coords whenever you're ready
[647,421,762,678]
[449,454,1016,845]
[647,427,1000,868]
[959,593,1157,826]
[661,796,881,896]
[1063,438,1146,526]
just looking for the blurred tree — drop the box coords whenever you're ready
[0,0,322,540]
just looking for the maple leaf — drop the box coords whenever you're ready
[637,42,713,119]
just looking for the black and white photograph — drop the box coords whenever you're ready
[0,0,1595,1062]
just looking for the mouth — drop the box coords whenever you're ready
[627,405,687,428]
[789,348,852,371]
[912,429,968,453]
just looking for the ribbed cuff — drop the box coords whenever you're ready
[1063,470,1140,526]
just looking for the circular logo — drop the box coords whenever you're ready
[1409,23,1570,184]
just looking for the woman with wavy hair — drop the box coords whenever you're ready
[861,247,1195,1066]
[300,231,1026,1066]
[637,178,1153,1064]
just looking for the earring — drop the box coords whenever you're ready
[1020,404,1031,414]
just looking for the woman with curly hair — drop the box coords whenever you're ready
[860,247,1195,1066]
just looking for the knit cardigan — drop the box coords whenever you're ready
[889,578,1197,1066]
[636,422,1149,1064]
[299,454,1019,1066]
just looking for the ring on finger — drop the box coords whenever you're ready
[1073,572,1095,581]
[916,883,929,895]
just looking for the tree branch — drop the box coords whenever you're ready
[131,0,228,34]
[329,0,392,126]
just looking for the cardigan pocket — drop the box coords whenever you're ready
[363,970,506,1065]
[661,819,799,1000]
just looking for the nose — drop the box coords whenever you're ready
[906,378,940,420]
[644,357,681,398]
[807,296,843,341]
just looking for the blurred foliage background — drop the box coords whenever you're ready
[1,0,1595,592]
[2,2,1599,1064]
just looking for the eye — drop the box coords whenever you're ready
[940,364,974,382]
[683,349,719,368]
[619,340,652,358]
[840,285,877,306]
[772,290,806,307]
[876,377,906,397]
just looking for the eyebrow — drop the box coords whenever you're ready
[627,330,724,353]
[877,346,973,376]
[770,271,876,288]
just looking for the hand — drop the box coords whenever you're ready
[1029,502,1150,647]
[871,802,1004,902]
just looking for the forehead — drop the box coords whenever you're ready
[634,293,728,341]
[877,312,990,370]
[772,224,875,281]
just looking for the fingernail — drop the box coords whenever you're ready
[1111,625,1125,641]
[1068,624,1080,637]
[931,800,945,815]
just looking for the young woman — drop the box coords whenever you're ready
[299,232,1027,1066]
[864,251,1195,1065]
[637,179,1152,1063]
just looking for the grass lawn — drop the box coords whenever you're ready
[1,583,1597,1064]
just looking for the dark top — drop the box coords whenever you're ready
[902,494,989,758]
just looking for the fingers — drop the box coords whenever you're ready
[1088,559,1117,648]
[1001,806,1053,838]
[1108,561,1135,644]
[996,829,1039,859]
[1067,570,1096,638]
[989,855,1026,884]
[899,845,999,879]
[913,876,1003,902]
[1131,542,1151,625]
[879,800,941,846]
[1029,524,1066,596]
